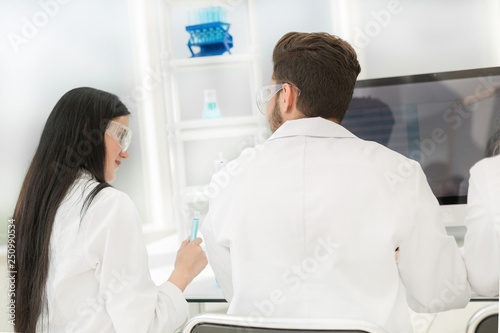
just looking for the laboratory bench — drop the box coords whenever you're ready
[146,233,496,304]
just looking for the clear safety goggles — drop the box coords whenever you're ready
[256,83,301,114]
[106,120,132,152]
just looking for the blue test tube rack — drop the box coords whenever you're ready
[186,22,233,57]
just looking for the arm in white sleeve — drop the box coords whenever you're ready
[463,161,500,296]
[201,209,234,302]
[83,189,188,333]
[397,165,471,313]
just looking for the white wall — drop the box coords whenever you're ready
[255,0,334,84]
[0,2,146,331]
[0,1,148,244]
[3,0,499,243]
[254,0,500,91]
[332,0,500,79]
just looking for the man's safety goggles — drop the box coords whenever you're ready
[106,120,132,152]
[256,83,301,114]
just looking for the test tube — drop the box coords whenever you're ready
[190,211,200,242]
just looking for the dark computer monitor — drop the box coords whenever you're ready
[343,67,500,205]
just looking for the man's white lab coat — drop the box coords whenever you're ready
[464,154,500,297]
[202,117,470,333]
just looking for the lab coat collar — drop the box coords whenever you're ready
[267,117,357,141]
[77,168,97,182]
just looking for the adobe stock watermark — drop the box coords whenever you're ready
[240,251,467,333]
[7,0,72,53]
[245,236,340,319]
[384,76,500,190]
[7,219,17,327]
[163,0,242,11]
[119,51,171,112]
[54,120,109,183]
[189,126,271,212]
[407,277,469,333]
[64,269,136,333]
[352,0,404,49]
[199,0,242,11]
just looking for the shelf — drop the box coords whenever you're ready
[169,53,256,69]
[177,122,261,141]
[177,115,260,130]
[160,0,263,234]
[165,0,245,7]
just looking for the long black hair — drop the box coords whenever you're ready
[13,87,130,333]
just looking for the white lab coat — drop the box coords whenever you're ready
[201,117,470,333]
[463,155,500,297]
[39,171,188,333]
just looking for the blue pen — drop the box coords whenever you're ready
[190,211,200,242]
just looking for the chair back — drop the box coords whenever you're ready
[466,304,499,333]
[182,313,390,333]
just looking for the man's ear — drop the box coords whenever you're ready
[280,83,298,115]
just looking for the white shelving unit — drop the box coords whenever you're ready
[156,0,269,238]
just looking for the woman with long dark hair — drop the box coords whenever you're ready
[13,87,207,333]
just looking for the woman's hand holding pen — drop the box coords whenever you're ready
[168,238,208,292]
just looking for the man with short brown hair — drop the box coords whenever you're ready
[202,32,470,333]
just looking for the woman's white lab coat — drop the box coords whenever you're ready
[463,154,500,296]
[202,117,470,333]
[39,171,188,332]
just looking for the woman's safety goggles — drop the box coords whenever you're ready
[255,83,301,114]
[106,120,132,152]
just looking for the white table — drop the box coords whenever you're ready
[146,234,226,304]
[146,234,497,306]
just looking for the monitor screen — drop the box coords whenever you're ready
[343,67,500,204]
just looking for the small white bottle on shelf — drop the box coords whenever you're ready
[202,89,222,119]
